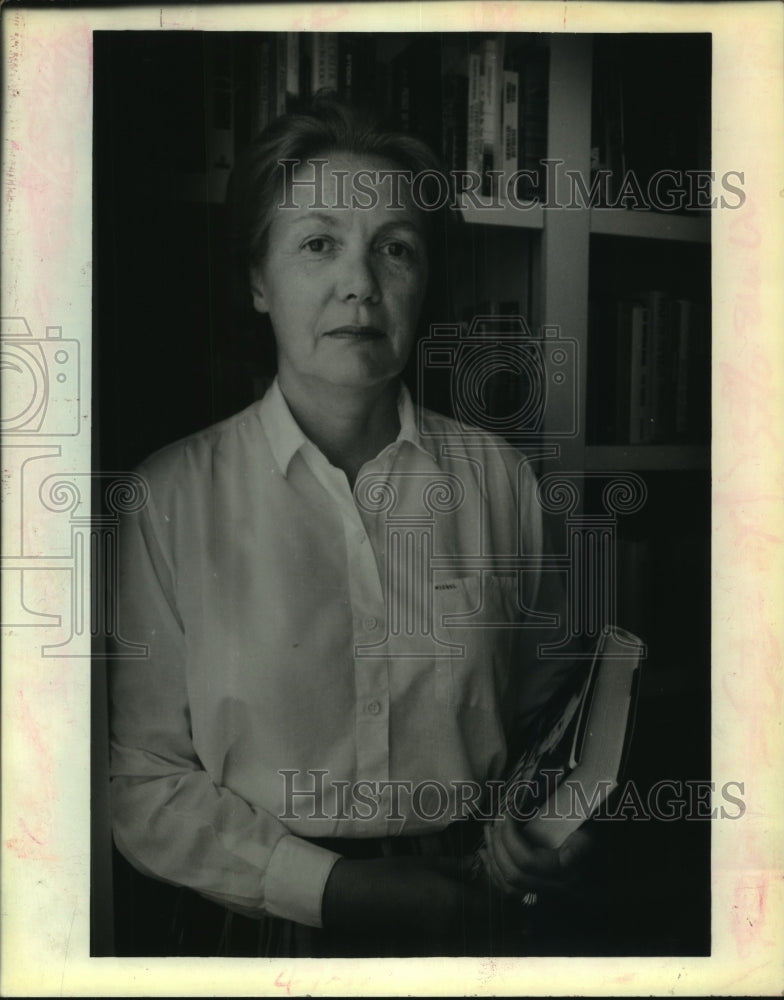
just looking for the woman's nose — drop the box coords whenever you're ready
[337,247,381,304]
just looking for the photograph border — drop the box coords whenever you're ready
[2,2,783,995]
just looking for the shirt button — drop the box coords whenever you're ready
[364,616,378,631]
[367,699,381,715]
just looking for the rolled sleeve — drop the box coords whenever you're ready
[264,835,342,927]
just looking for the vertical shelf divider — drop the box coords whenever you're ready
[539,36,593,482]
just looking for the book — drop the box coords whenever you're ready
[524,627,644,848]
[440,72,469,174]
[501,69,519,186]
[338,34,377,107]
[466,50,483,182]
[479,627,644,858]
[637,289,674,443]
[274,33,300,116]
[516,45,549,200]
[480,36,502,196]
[250,39,273,137]
[626,301,652,444]
[389,37,442,147]
[590,46,626,203]
[309,33,339,95]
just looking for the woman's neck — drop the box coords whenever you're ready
[277,372,401,487]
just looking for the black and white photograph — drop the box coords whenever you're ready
[2,2,783,995]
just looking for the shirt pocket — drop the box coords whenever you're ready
[432,574,518,709]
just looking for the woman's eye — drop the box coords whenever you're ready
[302,237,332,254]
[380,241,411,259]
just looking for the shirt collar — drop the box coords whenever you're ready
[260,377,438,477]
[395,382,439,463]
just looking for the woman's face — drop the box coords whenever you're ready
[250,151,429,395]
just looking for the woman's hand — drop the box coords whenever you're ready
[321,853,517,954]
[480,815,593,896]
[320,824,594,953]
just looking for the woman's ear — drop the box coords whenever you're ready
[249,268,269,314]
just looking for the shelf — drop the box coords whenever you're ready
[584,445,709,472]
[589,209,710,243]
[459,197,544,230]
[459,205,710,242]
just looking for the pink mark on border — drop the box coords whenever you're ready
[4,688,59,862]
[730,877,771,958]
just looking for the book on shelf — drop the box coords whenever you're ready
[338,34,377,108]
[614,290,709,446]
[250,38,273,137]
[645,289,676,443]
[388,37,442,147]
[616,299,652,445]
[513,43,549,201]
[309,33,339,94]
[461,36,551,201]
[466,49,484,182]
[475,626,644,861]
[590,47,626,204]
[480,36,503,196]
[275,32,300,115]
[234,33,553,204]
[501,69,520,182]
[440,72,469,173]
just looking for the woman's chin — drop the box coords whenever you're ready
[311,360,403,393]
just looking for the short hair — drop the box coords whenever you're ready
[228,95,457,272]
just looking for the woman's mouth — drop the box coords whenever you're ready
[324,325,385,340]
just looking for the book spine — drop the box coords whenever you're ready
[466,51,483,180]
[628,303,651,444]
[286,33,300,103]
[674,298,692,439]
[615,299,633,443]
[310,33,338,94]
[644,290,673,443]
[338,34,355,103]
[502,69,519,185]
[520,47,549,198]
[481,38,500,196]
[440,73,467,173]
[251,40,272,137]
[392,45,412,133]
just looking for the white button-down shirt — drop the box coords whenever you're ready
[110,380,573,928]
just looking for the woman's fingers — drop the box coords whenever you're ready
[482,818,564,895]
[481,818,593,896]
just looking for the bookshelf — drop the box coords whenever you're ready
[94,29,711,957]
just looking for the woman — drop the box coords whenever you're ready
[110,99,587,957]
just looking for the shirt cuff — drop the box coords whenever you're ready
[264,834,342,928]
